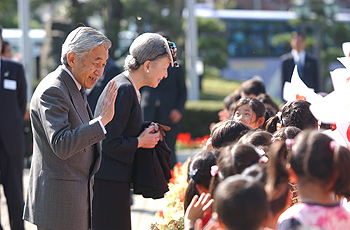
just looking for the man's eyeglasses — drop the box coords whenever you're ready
[168,41,179,67]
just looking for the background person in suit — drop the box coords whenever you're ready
[0,26,27,230]
[281,31,320,99]
[140,63,186,168]
[23,26,118,230]
[92,32,178,230]
[87,57,120,112]
[1,41,13,59]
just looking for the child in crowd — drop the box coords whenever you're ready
[209,143,261,199]
[232,97,266,129]
[214,175,269,230]
[185,149,220,210]
[238,130,272,155]
[277,130,350,230]
[217,89,242,122]
[265,100,317,133]
[257,93,280,117]
[208,120,251,149]
[240,77,266,98]
[184,149,220,229]
[272,126,302,141]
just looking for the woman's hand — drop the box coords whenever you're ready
[137,125,160,148]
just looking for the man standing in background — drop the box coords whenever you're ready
[281,31,320,99]
[0,25,27,230]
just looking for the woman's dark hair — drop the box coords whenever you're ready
[233,97,266,121]
[291,130,350,197]
[265,100,317,133]
[211,120,251,149]
[184,149,220,211]
[272,126,302,141]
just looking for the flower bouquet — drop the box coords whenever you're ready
[150,161,189,230]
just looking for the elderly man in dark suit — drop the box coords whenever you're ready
[281,31,320,99]
[0,26,27,230]
[23,27,117,230]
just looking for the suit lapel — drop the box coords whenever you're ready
[59,67,91,123]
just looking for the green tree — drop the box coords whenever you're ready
[197,17,227,76]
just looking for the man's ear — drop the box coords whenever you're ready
[66,52,76,67]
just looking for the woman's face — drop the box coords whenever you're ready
[146,56,171,88]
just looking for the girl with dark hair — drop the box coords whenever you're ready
[183,149,220,229]
[233,97,266,129]
[209,120,251,149]
[265,100,317,133]
[277,130,350,230]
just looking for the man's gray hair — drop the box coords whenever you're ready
[124,33,169,71]
[61,27,111,66]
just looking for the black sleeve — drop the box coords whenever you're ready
[278,218,302,230]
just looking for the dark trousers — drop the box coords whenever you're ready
[92,179,131,230]
[0,139,24,230]
[164,124,179,169]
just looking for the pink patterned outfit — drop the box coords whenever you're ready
[277,202,350,230]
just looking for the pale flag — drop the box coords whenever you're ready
[337,42,350,69]
[283,65,323,104]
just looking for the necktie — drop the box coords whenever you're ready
[80,87,87,106]
[297,60,304,78]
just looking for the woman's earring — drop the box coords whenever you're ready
[147,69,149,73]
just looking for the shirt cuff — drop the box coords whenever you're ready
[96,116,107,134]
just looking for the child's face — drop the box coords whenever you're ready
[233,104,259,128]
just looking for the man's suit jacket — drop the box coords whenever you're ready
[0,58,27,156]
[23,66,105,230]
[94,73,142,183]
[281,52,320,97]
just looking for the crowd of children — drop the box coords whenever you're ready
[180,77,350,230]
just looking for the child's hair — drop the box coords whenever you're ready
[209,143,261,197]
[223,89,241,110]
[265,140,291,215]
[238,130,272,154]
[272,126,302,141]
[233,97,266,123]
[256,93,280,116]
[184,149,220,211]
[241,163,267,187]
[291,130,350,197]
[265,100,317,133]
[210,120,251,149]
[241,78,266,97]
[214,175,268,230]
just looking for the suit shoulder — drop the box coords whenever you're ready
[306,53,318,61]
[1,58,24,67]
[280,52,292,61]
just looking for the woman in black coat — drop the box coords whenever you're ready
[92,33,178,230]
